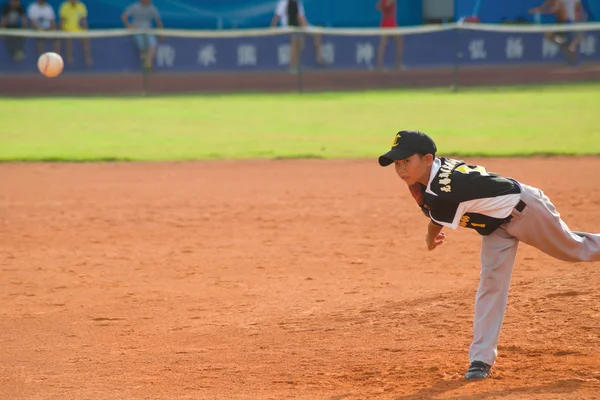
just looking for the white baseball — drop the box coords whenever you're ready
[37,52,64,78]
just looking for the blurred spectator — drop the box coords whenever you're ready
[271,0,324,73]
[376,0,404,70]
[121,0,163,70]
[27,0,60,56]
[1,0,27,62]
[530,0,585,59]
[59,0,92,66]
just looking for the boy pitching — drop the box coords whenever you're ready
[378,130,600,379]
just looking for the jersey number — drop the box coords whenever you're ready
[455,165,489,176]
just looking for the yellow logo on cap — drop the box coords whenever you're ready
[391,133,401,147]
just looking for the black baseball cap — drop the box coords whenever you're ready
[378,130,437,167]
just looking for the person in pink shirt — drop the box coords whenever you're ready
[376,0,404,70]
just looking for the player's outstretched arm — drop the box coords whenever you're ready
[426,220,446,251]
[529,0,558,14]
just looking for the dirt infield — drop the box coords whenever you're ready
[1,157,599,399]
[1,63,599,95]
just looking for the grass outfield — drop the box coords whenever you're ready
[1,84,599,161]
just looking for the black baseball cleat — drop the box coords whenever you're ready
[465,361,491,379]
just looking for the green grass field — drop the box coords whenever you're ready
[1,84,599,162]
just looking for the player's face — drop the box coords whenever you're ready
[394,153,432,185]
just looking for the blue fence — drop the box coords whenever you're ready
[38,0,423,30]
[1,27,599,74]
[15,0,600,30]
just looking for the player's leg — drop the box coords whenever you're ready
[5,36,20,60]
[53,38,61,55]
[394,35,404,69]
[558,21,581,63]
[544,31,565,46]
[313,33,324,64]
[144,35,158,69]
[13,36,25,61]
[561,32,579,64]
[133,34,146,63]
[377,35,388,69]
[82,38,93,66]
[298,35,306,55]
[65,38,74,64]
[468,227,519,378]
[568,32,584,53]
[506,184,600,262]
[289,34,300,72]
[36,38,45,56]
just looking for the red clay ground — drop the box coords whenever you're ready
[1,157,600,400]
[1,64,600,95]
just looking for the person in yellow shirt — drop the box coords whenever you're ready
[59,0,92,66]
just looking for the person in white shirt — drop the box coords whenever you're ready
[27,0,60,56]
[270,0,324,72]
[560,0,586,54]
[530,0,586,60]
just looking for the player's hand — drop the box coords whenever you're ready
[528,7,539,14]
[426,232,446,251]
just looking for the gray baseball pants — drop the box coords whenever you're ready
[468,183,600,366]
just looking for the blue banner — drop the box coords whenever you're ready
[1,29,598,74]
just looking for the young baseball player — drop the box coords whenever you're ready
[378,130,600,379]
